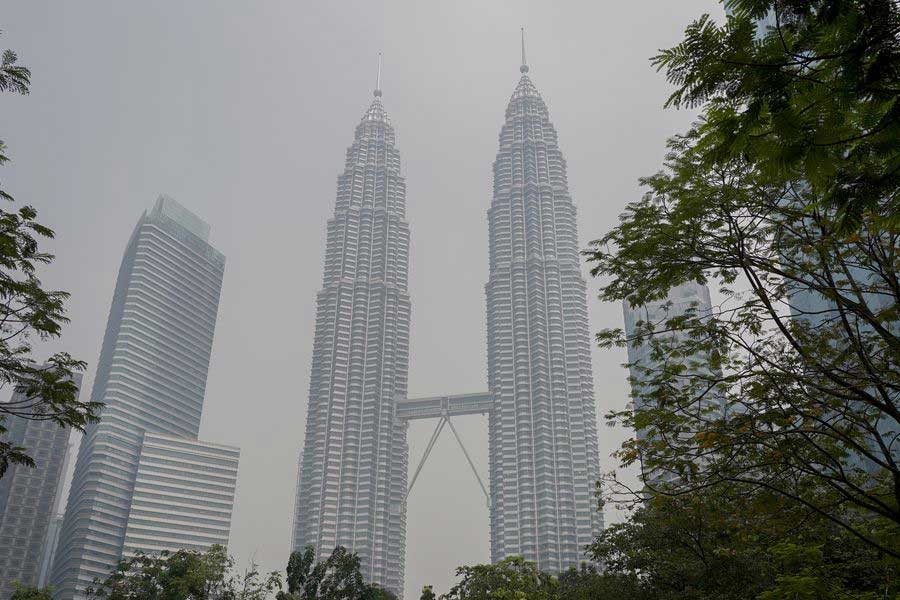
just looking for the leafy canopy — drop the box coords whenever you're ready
[588,2,899,557]
[654,0,900,230]
[277,546,397,600]
[591,483,897,599]
[86,545,281,600]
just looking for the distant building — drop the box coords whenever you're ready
[623,282,721,483]
[38,514,65,588]
[485,44,603,571]
[51,197,234,600]
[292,69,410,595]
[0,371,81,598]
[122,433,239,557]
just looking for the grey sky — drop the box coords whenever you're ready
[1,1,722,597]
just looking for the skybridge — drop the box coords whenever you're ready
[395,392,493,507]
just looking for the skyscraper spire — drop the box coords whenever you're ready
[487,40,602,574]
[293,70,409,596]
[374,52,383,97]
[520,27,528,73]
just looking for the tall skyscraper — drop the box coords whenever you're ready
[0,372,80,598]
[485,40,603,572]
[51,197,230,600]
[293,66,410,594]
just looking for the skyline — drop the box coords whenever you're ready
[0,3,720,597]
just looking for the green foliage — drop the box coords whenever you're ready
[432,558,640,600]
[9,585,53,600]
[0,30,98,478]
[653,0,900,229]
[85,545,281,600]
[441,557,558,600]
[582,0,900,595]
[557,564,641,600]
[588,106,898,557]
[276,546,395,600]
[418,586,436,600]
[589,485,897,599]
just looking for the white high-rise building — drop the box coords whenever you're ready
[122,433,239,557]
[292,72,410,595]
[51,197,234,600]
[484,44,603,571]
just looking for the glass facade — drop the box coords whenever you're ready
[51,197,227,600]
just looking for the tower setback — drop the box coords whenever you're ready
[293,79,410,595]
[485,48,603,571]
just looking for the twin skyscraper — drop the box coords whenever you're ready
[18,39,603,600]
[292,42,603,595]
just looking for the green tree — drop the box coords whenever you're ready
[588,4,899,551]
[556,565,641,600]
[589,124,898,557]
[442,556,557,600]
[590,484,896,599]
[418,586,436,600]
[363,587,396,600]
[276,546,392,600]
[0,31,99,477]
[9,585,53,600]
[86,545,281,600]
[654,0,900,230]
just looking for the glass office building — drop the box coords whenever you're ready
[51,197,230,600]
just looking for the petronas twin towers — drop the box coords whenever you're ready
[293,41,602,595]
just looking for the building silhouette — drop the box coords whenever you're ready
[484,38,603,571]
[0,372,80,598]
[51,197,235,600]
[292,62,410,595]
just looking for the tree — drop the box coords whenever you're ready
[363,588,396,600]
[588,31,899,555]
[556,565,641,600]
[9,586,53,600]
[590,484,897,599]
[653,0,900,230]
[441,556,557,600]
[86,545,281,600]
[590,122,898,556]
[277,546,393,600]
[418,586,435,600]
[0,31,99,477]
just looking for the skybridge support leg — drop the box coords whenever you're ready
[445,416,491,508]
[404,413,491,509]
[406,416,446,501]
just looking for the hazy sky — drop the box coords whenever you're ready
[2,2,723,597]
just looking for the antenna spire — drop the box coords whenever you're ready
[374,52,383,97]
[520,28,529,73]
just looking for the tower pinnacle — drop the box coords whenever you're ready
[374,52,383,97]
[520,27,529,73]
